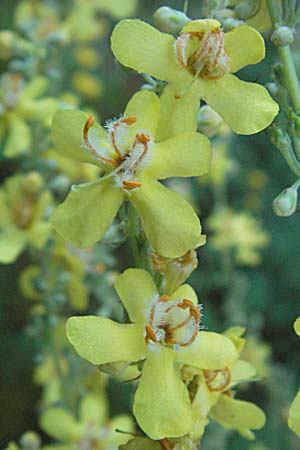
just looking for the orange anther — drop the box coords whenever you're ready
[122,180,142,190]
[145,325,158,343]
[136,132,150,144]
[159,295,170,302]
[121,116,137,125]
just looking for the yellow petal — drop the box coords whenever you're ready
[177,332,238,370]
[288,389,300,437]
[111,20,181,82]
[294,317,300,337]
[225,25,265,73]
[200,74,279,134]
[66,316,147,365]
[133,348,192,439]
[114,268,158,324]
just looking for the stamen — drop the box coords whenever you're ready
[204,367,231,392]
[83,116,118,167]
[122,180,142,190]
[110,116,137,160]
[145,324,158,344]
[159,295,170,302]
[160,438,173,450]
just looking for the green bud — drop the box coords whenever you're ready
[197,105,224,137]
[19,432,41,450]
[234,1,260,19]
[22,171,44,193]
[273,187,298,217]
[269,126,292,153]
[271,26,294,47]
[215,8,235,21]
[221,18,244,31]
[153,6,190,34]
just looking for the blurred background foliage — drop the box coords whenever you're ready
[0,1,300,449]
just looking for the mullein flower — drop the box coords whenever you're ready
[19,235,89,311]
[207,208,269,266]
[50,90,211,258]
[288,317,300,437]
[111,19,278,135]
[0,172,52,264]
[66,268,238,439]
[40,393,133,449]
[0,74,58,157]
[184,327,265,442]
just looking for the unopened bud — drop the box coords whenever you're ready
[197,105,223,137]
[273,187,298,217]
[153,6,190,34]
[271,26,294,47]
[22,172,43,193]
[269,126,292,153]
[234,1,260,20]
[215,9,235,21]
[20,432,41,450]
[221,18,244,31]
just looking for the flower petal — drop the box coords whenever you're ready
[133,348,192,439]
[177,332,238,370]
[230,360,257,387]
[114,268,158,324]
[170,284,198,305]
[4,116,31,158]
[51,109,106,166]
[130,178,201,258]
[288,389,300,437]
[225,25,265,73]
[98,0,137,18]
[66,316,147,365]
[124,90,160,140]
[79,394,108,426]
[147,132,211,180]
[111,20,182,82]
[294,317,300,337]
[120,437,161,450]
[107,415,135,447]
[50,180,124,248]
[200,74,279,134]
[39,407,83,442]
[156,83,201,142]
[0,228,26,264]
[210,394,266,436]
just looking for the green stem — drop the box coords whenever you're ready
[278,46,300,111]
[266,0,300,111]
[183,0,189,15]
[128,203,141,268]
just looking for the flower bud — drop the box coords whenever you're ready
[273,187,298,217]
[221,18,244,31]
[271,26,294,47]
[153,6,190,34]
[197,105,224,137]
[22,171,43,193]
[234,1,260,20]
[20,432,41,450]
[269,126,292,153]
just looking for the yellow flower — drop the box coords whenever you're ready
[0,172,52,263]
[66,268,238,439]
[0,74,58,157]
[112,19,278,135]
[207,208,270,266]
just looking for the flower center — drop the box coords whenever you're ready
[83,115,152,191]
[144,295,201,349]
[204,367,231,392]
[0,74,23,114]
[175,29,230,81]
[12,196,34,229]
